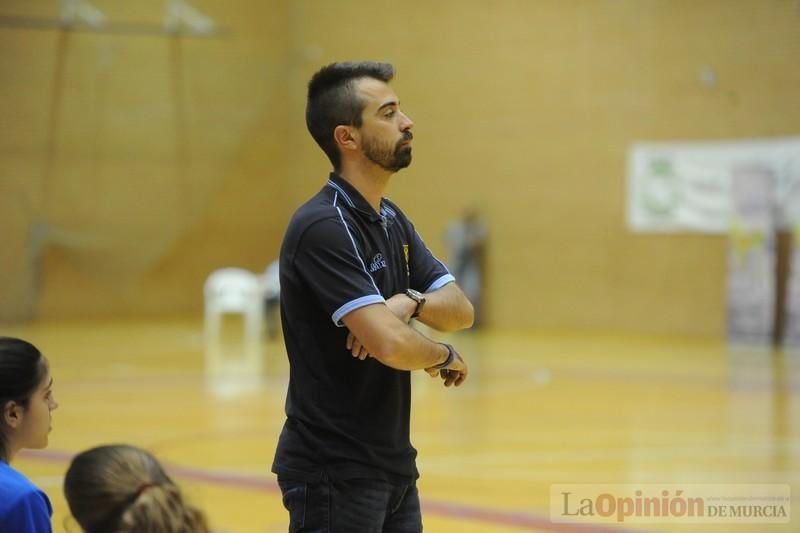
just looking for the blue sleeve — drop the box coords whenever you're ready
[408,224,455,293]
[295,216,385,326]
[0,491,53,533]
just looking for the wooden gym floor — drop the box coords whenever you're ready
[2,318,798,532]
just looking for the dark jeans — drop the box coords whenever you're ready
[277,475,422,532]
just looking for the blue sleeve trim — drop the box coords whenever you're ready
[332,294,386,326]
[425,274,455,293]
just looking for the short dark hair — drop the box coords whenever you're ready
[0,337,46,462]
[306,61,395,170]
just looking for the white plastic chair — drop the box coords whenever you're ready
[203,267,264,395]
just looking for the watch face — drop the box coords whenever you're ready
[407,289,424,302]
[407,289,425,319]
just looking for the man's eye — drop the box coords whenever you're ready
[385,110,395,117]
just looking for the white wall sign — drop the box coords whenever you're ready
[627,137,800,233]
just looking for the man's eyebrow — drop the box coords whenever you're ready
[377,100,399,112]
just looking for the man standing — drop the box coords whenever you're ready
[272,61,474,532]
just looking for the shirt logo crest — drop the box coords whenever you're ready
[369,253,387,273]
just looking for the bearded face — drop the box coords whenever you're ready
[361,130,413,172]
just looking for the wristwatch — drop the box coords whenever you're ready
[405,288,426,319]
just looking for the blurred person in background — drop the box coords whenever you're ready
[261,259,281,339]
[445,207,487,328]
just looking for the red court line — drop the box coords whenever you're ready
[21,448,642,532]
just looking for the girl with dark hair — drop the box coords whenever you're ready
[0,336,59,532]
[64,444,211,533]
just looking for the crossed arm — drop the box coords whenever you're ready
[341,282,474,386]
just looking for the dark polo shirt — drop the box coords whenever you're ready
[272,173,454,483]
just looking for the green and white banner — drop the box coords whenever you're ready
[627,137,800,233]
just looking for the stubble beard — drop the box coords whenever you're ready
[363,135,413,173]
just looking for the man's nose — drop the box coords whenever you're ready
[400,111,414,131]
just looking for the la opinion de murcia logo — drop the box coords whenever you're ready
[369,253,387,273]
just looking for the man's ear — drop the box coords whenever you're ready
[333,125,359,153]
[2,401,22,429]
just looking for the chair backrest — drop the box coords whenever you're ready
[204,268,262,312]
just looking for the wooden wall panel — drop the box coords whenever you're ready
[2,1,798,334]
